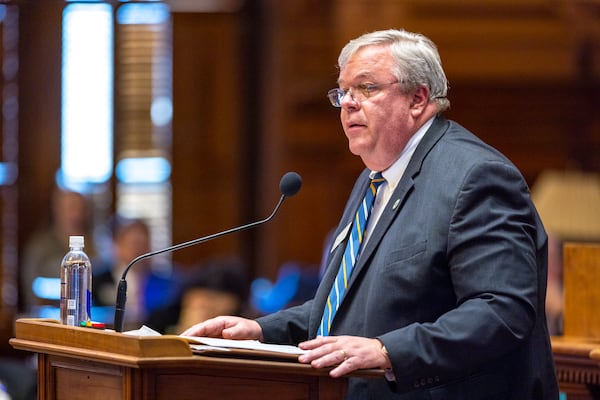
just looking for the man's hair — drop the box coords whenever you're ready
[338,29,450,112]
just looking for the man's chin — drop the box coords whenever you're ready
[348,140,368,157]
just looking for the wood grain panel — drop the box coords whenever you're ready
[52,357,126,400]
[564,242,600,339]
[171,12,246,267]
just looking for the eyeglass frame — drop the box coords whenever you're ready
[326,80,401,108]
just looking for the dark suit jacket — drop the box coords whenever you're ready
[257,116,558,399]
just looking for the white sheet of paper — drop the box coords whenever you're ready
[181,336,306,355]
[122,326,304,356]
[123,325,162,336]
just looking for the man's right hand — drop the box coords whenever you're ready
[180,316,264,341]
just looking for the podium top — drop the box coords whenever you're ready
[10,318,193,363]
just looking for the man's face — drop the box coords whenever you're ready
[116,225,150,266]
[338,45,417,171]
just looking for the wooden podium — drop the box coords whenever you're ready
[552,243,600,399]
[10,318,381,400]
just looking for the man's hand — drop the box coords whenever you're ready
[298,336,391,378]
[180,316,263,341]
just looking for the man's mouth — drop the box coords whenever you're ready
[347,121,366,129]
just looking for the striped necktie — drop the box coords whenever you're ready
[317,172,385,336]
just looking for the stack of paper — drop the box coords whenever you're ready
[181,336,306,356]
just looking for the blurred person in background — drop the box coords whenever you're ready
[145,256,248,334]
[93,218,153,323]
[20,187,95,313]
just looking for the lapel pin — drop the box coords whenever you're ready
[393,199,400,210]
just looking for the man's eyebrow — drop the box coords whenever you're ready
[337,72,375,86]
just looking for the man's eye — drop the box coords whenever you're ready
[358,84,376,94]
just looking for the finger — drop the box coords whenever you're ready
[299,336,334,350]
[329,361,353,378]
[183,317,227,337]
[298,342,333,363]
[328,350,362,378]
[221,326,239,339]
[182,323,212,337]
[181,321,210,336]
[222,319,262,340]
[299,337,349,364]
[302,345,349,369]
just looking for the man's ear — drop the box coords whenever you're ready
[409,86,430,115]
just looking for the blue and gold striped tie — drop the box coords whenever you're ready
[317,172,385,336]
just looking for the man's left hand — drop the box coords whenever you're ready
[298,336,391,378]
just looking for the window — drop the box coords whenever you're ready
[60,1,173,255]
[60,3,113,191]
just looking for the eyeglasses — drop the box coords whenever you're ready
[326,80,400,108]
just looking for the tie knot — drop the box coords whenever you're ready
[370,172,385,190]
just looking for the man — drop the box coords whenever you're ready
[183,29,559,399]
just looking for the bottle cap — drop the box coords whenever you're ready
[69,235,84,248]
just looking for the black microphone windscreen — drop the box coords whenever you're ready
[280,171,302,197]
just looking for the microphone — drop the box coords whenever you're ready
[113,171,302,332]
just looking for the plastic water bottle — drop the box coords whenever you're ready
[60,235,92,326]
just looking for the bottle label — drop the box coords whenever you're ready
[67,299,76,310]
[67,315,75,326]
[87,289,92,320]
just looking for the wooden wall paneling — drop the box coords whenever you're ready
[171,12,245,267]
[332,0,576,81]
[444,83,585,184]
[251,1,286,280]
[403,1,575,82]
[254,0,365,280]
[566,0,600,172]
[16,1,64,308]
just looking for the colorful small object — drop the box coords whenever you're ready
[79,321,106,329]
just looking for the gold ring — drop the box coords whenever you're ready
[339,349,347,360]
